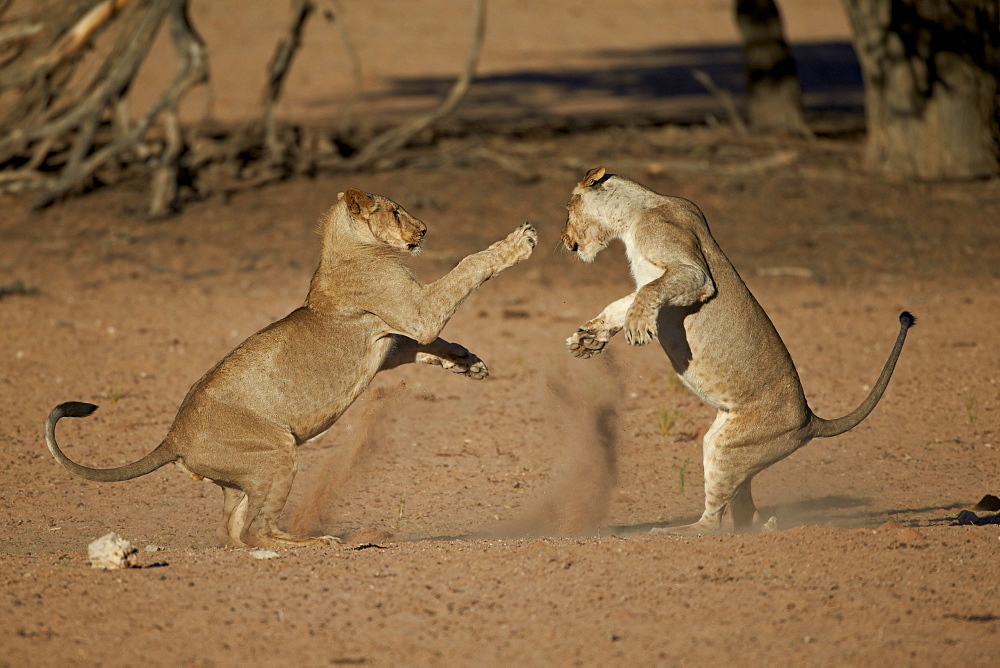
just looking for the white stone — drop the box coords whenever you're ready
[88,532,138,570]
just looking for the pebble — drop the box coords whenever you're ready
[250,549,282,560]
[88,532,138,570]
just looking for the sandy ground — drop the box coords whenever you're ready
[2,1,1000,665]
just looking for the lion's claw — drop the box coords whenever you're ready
[624,309,657,346]
[516,221,537,243]
[624,326,656,346]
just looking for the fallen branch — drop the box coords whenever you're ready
[29,0,173,208]
[0,0,489,215]
[34,0,133,70]
[321,0,486,170]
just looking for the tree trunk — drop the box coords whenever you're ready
[842,0,999,179]
[734,0,811,136]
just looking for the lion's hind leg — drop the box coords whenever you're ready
[218,485,248,547]
[650,410,797,536]
[195,420,337,549]
[234,448,338,548]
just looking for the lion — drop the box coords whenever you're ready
[46,188,537,548]
[561,167,914,534]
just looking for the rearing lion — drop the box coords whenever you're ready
[46,188,537,548]
[562,167,913,534]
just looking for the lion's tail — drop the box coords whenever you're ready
[809,311,915,439]
[45,402,176,482]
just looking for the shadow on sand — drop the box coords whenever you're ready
[350,41,864,127]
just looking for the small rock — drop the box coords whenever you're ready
[973,494,1000,512]
[88,532,138,570]
[144,544,164,552]
[250,549,282,560]
[952,510,1000,526]
[761,516,778,532]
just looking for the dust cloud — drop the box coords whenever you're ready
[283,383,404,539]
[285,352,628,542]
[483,352,626,538]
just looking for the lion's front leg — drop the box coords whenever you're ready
[567,294,634,358]
[382,336,488,379]
[624,264,715,346]
[623,290,661,346]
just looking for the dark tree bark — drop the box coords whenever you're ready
[734,0,811,136]
[842,0,999,179]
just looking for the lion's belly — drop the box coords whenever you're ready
[658,293,805,413]
[198,318,395,445]
[286,335,395,442]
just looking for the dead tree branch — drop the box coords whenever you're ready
[322,0,362,135]
[331,0,486,170]
[261,0,314,163]
[0,0,487,215]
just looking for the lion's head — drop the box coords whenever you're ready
[562,166,611,263]
[339,188,426,254]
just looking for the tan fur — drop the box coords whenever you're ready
[562,167,914,534]
[46,189,537,548]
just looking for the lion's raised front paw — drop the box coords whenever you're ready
[566,328,610,359]
[493,222,537,266]
[624,309,657,346]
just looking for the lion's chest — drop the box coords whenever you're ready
[624,238,661,288]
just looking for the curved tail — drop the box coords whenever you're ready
[810,311,915,439]
[45,402,176,482]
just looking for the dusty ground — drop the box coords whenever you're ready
[2,1,1000,665]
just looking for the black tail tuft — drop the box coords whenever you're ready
[57,401,99,418]
[899,311,916,329]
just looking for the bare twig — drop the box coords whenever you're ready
[261,0,314,162]
[324,0,487,169]
[29,0,171,208]
[0,0,487,214]
[691,68,748,136]
[321,0,362,135]
[34,0,133,69]
[148,0,209,217]
[0,20,43,48]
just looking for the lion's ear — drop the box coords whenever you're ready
[342,188,373,216]
[580,167,606,188]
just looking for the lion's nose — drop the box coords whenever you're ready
[563,237,578,252]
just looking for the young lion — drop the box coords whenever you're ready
[562,167,913,534]
[46,189,537,548]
